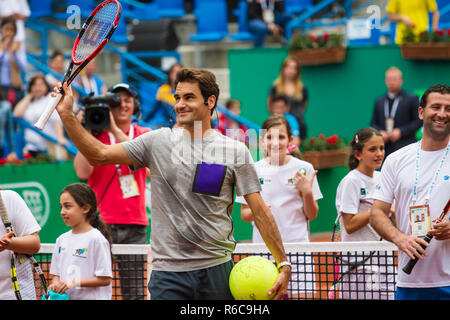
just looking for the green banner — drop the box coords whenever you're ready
[0,162,79,242]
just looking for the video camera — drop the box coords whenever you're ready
[79,93,121,133]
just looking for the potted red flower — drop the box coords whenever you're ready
[301,133,349,169]
[288,32,346,66]
[400,28,450,60]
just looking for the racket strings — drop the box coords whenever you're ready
[75,2,118,62]
[15,255,36,300]
[15,255,48,300]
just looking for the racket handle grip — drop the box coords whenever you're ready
[34,92,62,130]
[402,256,419,275]
[402,234,432,275]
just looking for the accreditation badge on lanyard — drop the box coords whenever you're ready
[109,128,140,199]
[409,204,430,237]
[384,96,400,133]
[261,0,275,24]
[410,141,450,237]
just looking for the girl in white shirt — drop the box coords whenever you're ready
[49,183,113,300]
[335,127,395,299]
[236,114,323,298]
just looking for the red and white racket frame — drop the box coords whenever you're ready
[34,0,122,130]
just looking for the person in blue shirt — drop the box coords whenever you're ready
[0,18,27,109]
[269,94,301,146]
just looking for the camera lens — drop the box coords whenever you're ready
[91,111,106,124]
[84,106,110,132]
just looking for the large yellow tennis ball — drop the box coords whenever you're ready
[229,256,279,300]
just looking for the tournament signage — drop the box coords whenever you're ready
[0,181,50,228]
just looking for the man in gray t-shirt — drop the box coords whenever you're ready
[53,67,291,300]
[122,127,260,272]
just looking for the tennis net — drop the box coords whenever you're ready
[36,241,398,300]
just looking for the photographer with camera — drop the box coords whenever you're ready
[74,83,150,300]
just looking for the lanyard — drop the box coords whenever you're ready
[80,75,98,95]
[260,0,274,11]
[108,125,135,175]
[412,140,450,205]
[108,125,135,145]
[384,95,400,119]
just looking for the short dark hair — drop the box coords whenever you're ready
[175,68,220,114]
[50,49,64,61]
[271,94,290,106]
[225,98,240,110]
[419,84,450,108]
[1,18,17,34]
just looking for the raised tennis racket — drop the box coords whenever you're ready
[0,193,48,300]
[34,0,122,130]
[402,199,450,275]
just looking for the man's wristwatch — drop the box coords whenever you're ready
[277,261,292,271]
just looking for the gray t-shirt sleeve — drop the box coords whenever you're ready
[234,144,261,197]
[121,130,156,170]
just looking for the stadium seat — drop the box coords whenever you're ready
[155,0,186,18]
[53,0,95,20]
[436,0,450,29]
[284,0,313,15]
[29,0,52,18]
[230,0,255,41]
[189,1,228,42]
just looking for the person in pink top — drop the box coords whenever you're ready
[74,83,150,300]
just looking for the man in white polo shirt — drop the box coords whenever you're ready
[370,84,450,300]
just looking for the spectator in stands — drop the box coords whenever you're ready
[0,18,27,109]
[216,98,248,143]
[45,50,66,87]
[0,96,15,159]
[149,62,183,126]
[74,58,108,97]
[247,0,290,47]
[268,94,301,146]
[157,62,183,106]
[268,56,308,141]
[387,0,440,45]
[73,83,150,300]
[236,114,321,299]
[13,74,68,159]
[0,0,30,46]
[370,67,422,158]
[46,50,82,115]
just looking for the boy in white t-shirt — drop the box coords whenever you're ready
[236,115,322,298]
[371,84,450,300]
[49,183,112,300]
[0,190,41,300]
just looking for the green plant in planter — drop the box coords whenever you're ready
[288,32,345,51]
